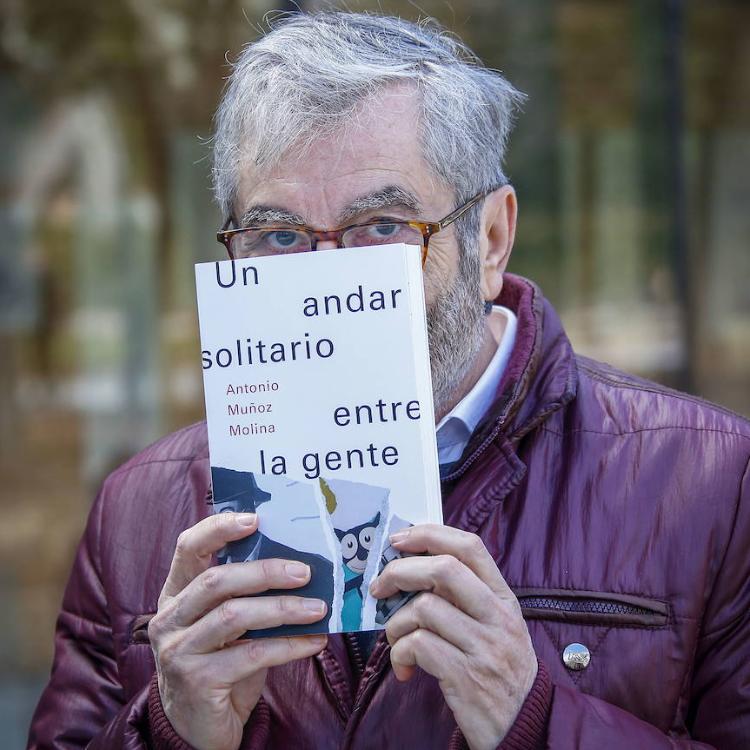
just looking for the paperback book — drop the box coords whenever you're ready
[196,243,442,636]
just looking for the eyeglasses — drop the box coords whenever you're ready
[216,188,496,267]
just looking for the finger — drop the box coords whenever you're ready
[210,634,328,684]
[160,513,259,602]
[385,592,479,653]
[390,627,464,683]
[387,524,512,598]
[166,558,313,628]
[371,554,496,622]
[183,595,328,653]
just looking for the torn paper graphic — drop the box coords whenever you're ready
[323,478,389,631]
[374,515,417,627]
[210,466,402,635]
[210,466,336,636]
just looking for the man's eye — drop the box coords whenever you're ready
[370,223,398,237]
[235,229,309,257]
[342,222,424,249]
[265,230,307,251]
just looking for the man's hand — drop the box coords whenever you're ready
[148,513,328,750]
[370,524,536,750]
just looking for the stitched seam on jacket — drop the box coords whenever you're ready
[104,422,210,481]
[540,424,750,440]
[670,455,749,733]
[107,455,207,482]
[697,455,750,640]
[63,492,125,704]
[571,627,611,686]
[676,611,703,735]
[512,397,576,440]
[578,360,750,426]
[96,482,129,689]
[467,467,525,529]
[315,651,350,722]
[522,609,674,631]
[92,487,120,665]
[521,613,673,632]
[58,608,113,633]
[533,622,671,632]
[537,621,581,689]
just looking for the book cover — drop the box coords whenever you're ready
[196,243,442,636]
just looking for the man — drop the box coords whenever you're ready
[29,12,750,750]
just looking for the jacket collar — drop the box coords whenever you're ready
[443,273,578,481]
[496,273,578,439]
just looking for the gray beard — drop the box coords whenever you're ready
[426,248,486,418]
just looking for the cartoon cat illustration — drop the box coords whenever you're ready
[334,512,380,630]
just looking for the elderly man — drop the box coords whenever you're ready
[29,12,750,750]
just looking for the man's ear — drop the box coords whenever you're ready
[478,185,517,302]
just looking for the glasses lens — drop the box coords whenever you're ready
[342,222,424,248]
[229,229,312,258]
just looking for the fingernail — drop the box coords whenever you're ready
[390,530,409,543]
[285,562,310,580]
[369,578,380,595]
[237,513,256,526]
[302,599,326,613]
[309,635,327,648]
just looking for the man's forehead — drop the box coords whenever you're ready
[232,85,450,222]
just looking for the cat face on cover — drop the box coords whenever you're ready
[335,512,380,574]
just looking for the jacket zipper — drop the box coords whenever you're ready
[515,589,669,627]
[520,596,654,617]
[346,633,366,680]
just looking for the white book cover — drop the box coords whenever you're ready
[195,243,442,637]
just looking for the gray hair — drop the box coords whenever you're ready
[213,12,526,230]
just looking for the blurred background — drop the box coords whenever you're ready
[1,0,748,744]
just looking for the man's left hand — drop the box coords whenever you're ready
[369,524,537,750]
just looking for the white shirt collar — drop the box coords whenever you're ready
[435,305,517,466]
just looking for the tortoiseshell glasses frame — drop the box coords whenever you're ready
[216,188,498,267]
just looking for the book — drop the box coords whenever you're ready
[195,243,442,636]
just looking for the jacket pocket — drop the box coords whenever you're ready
[513,588,669,628]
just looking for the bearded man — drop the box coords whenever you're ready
[29,12,750,750]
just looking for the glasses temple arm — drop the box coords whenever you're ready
[438,192,486,229]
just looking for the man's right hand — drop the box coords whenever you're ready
[148,512,329,750]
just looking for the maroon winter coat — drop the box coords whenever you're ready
[28,275,750,749]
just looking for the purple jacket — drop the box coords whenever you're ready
[28,275,750,749]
